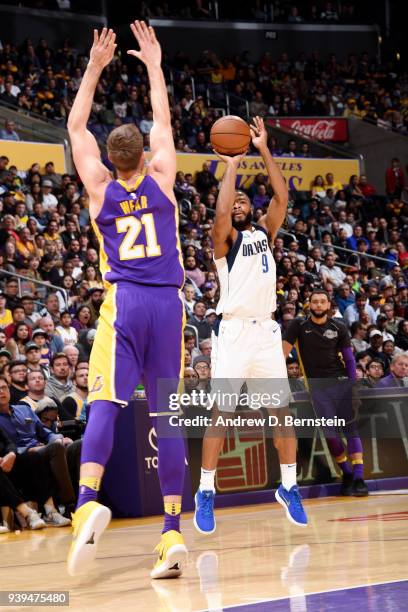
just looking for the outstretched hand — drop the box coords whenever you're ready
[128,20,161,69]
[213,149,247,166]
[250,116,268,150]
[89,28,117,70]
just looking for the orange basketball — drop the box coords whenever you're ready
[210,115,251,155]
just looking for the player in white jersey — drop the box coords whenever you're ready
[193,117,308,533]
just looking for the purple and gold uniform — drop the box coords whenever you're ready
[88,175,185,408]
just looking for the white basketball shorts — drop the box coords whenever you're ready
[211,317,291,412]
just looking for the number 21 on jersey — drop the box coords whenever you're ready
[116,213,161,260]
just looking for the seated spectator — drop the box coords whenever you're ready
[344,293,376,327]
[8,360,28,404]
[20,369,57,412]
[188,300,212,341]
[350,322,369,353]
[0,291,13,329]
[184,255,206,288]
[56,311,78,346]
[63,345,80,370]
[366,330,388,371]
[0,377,72,525]
[84,287,104,326]
[335,283,355,314]
[71,305,92,333]
[59,364,88,439]
[0,119,20,141]
[395,319,408,351]
[4,304,27,340]
[376,354,408,388]
[362,358,384,387]
[183,284,196,317]
[45,352,73,401]
[5,321,31,360]
[38,316,64,356]
[0,423,46,531]
[319,253,346,289]
[25,341,46,375]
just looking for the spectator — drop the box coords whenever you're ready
[24,341,45,374]
[45,352,73,401]
[385,158,405,198]
[38,316,64,356]
[366,330,388,371]
[343,293,376,327]
[382,303,402,337]
[5,322,30,360]
[60,364,88,427]
[41,180,58,209]
[187,301,212,341]
[0,120,20,141]
[319,253,346,289]
[8,360,28,404]
[71,305,92,333]
[0,381,72,525]
[0,291,12,328]
[20,369,56,412]
[350,322,369,353]
[56,311,78,346]
[84,287,104,326]
[0,410,47,531]
[395,319,408,351]
[377,354,408,388]
[362,358,384,387]
[63,345,80,370]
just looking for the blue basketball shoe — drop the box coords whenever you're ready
[194,490,216,534]
[275,485,308,527]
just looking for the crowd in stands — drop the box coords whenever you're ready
[1,145,408,532]
[1,22,408,531]
[1,33,407,145]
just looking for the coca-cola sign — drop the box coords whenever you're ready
[267,117,349,142]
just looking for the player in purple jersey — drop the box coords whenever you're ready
[66,22,187,578]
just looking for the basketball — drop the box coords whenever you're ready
[210,115,251,155]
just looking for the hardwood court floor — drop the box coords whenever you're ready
[1,494,408,611]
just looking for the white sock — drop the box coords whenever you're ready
[200,467,216,492]
[280,463,297,491]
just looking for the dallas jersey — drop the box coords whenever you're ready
[215,224,276,318]
[92,175,184,288]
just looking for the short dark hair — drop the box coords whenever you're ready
[9,360,28,373]
[310,289,331,301]
[51,352,69,367]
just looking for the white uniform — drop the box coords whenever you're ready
[212,224,290,411]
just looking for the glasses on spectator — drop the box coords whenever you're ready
[12,368,27,374]
[195,364,210,371]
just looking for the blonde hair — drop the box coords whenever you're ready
[107,124,144,172]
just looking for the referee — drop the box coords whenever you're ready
[282,289,368,497]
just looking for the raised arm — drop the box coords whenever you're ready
[251,116,288,242]
[128,21,175,197]
[67,28,115,209]
[212,153,244,259]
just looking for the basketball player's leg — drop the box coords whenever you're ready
[67,283,146,575]
[337,381,368,496]
[143,288,188,578]
[250,318,307,527]
[195,319,247,534]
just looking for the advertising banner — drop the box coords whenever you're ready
[175,152,359,192]
[267,117,349,142]
[0,140,66,173]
